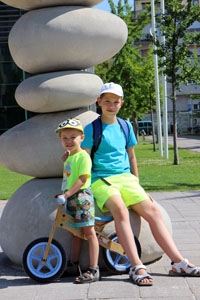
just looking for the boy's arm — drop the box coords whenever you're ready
[64,175,88,199]
[127,146,139,178]
[127,146,153,202]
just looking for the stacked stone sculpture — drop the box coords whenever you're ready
[0,0,172,270]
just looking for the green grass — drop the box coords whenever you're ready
[0,165,33,200]
[0,139,200,199]
[135,139,200,192]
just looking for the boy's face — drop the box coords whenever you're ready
[59,128,84,155]
[97,93,124,117]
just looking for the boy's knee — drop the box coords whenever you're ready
[112,203,129,220]
[116,208,129,220]
[148,204,162,221]
[83,227,95,239]
[85,231,97,242]
[105,195,129,220]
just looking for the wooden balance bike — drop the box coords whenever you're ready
[23,197,141,283]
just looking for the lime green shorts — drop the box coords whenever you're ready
[91,174,148,213]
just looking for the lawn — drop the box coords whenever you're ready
[0,166,33,200]
[0,139,200,199]
[135,140,200,191]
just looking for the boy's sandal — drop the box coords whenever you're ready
[61,260,80,277]
[67,260,80,275]
[169,258,200,277]
[129,265,153,286]
[75,266,100,284]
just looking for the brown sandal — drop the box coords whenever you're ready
[75,266,100,284]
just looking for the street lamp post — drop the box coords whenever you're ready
[160,0,169,159]
[150,0,163,156]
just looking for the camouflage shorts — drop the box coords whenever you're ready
[66,187,95,228]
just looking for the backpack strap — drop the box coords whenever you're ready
[117,117,129,149]
[91,116,102,162]
[91,116,111,186]
[91,116,129,161]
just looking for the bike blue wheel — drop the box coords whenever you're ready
[102,232,141,274]
[23,237,66,283]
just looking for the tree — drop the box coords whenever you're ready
[153,0,200,164]
[94,60,112,83]
[140,46,160,151]
[95,0,158,139]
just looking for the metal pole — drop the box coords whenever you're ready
[161,0,168,159]
[150,0,163,156]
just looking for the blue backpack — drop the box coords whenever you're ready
[91,116,130,162]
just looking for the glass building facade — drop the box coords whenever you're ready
[0,2,35,135]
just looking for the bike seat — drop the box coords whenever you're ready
[95,215,113,222]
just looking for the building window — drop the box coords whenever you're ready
[142,2,150,9]
[0,3,35,134]
[141,49,148,57]
[193,0,199,6]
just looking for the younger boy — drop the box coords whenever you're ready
[56,118,99,283]
[81,82,200,286]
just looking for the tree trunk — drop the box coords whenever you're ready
[150,95,156,152]
[172,84,179,165]
[132,111,138,141]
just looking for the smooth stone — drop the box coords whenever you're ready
[15,71,103,113]
[0,110,98,178]
[0,0,103,10]
[0,178,171,267]
[8,7,128,73]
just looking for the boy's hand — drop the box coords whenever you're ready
[62,151,70,162]
[147,193,154,202]
[56,195,66,205]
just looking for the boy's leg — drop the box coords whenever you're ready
[105,195,153,285]
[65,235,81,276]
[71,235,82,263]
[131,198,198,268]
[75,225,99,284]
[82,226,99,268]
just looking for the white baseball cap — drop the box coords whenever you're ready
[100,82,124,98]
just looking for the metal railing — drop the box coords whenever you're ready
[0,2,26,45]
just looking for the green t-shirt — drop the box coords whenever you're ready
[61,150,92,192]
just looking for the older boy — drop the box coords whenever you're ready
[56,118,99,283]
[81,82,200,286]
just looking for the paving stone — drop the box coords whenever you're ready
[186,278,200,300]
[174,243,200,251]
[35,280,89,300]
[140,277,193,298]
[143,298,194,300]
[88,278,139,299]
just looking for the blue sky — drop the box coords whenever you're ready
[94,0,134,12]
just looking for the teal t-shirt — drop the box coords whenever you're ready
[81,120,137,183]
